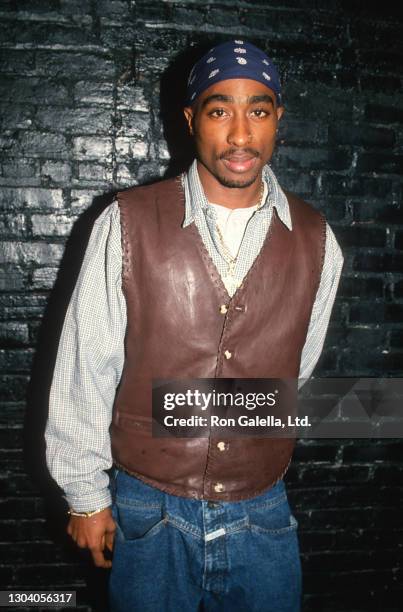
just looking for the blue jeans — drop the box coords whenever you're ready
[108,468,302,612]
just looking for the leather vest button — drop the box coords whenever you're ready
[214,482,224,493]
[219,304,228,314]
[224,350,232,360]
[217,441,227,451]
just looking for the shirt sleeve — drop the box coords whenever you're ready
[45,200,126,512]
[298,221,344,383]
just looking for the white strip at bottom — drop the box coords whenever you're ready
[205,527,226,542]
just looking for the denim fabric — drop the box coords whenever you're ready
[108,468,302,612]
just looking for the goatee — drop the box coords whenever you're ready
[215,172,260,189]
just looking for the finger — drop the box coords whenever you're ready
[108,517,117,530]
[105,530,115,552]
[91,547,111,569]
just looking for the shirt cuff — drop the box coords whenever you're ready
[65,487,112,513]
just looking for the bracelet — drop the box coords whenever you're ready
[68,507,109,518]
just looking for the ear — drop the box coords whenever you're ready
[183,106,195,135]
[276,105,285,122]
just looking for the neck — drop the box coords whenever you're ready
[196,160,264,210]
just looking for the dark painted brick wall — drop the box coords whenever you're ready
[0,1,402,611]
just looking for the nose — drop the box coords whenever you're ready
[227,115,252,147]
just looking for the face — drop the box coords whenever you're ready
[183,78,284,189]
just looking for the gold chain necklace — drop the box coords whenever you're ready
[215,181,265,278]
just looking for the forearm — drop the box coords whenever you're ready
[45,201,125,512]
[46,417,112,512]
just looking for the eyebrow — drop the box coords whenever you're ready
[201,93,274,108]
[249,94,274,106]
[201,94,233,108]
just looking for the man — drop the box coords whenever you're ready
[45,40,343,611]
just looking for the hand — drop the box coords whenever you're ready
[67,507,117,568]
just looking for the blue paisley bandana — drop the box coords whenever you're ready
[186,39,282,107]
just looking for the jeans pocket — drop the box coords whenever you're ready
[114,500,168,542]
[247,496,298,535]
[112,470,168,542]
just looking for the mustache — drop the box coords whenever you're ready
[217,148,261,160]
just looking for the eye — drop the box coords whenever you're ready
[251,108,269,118]
[208,108,228,118]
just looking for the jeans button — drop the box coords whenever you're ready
[208,501,220,509]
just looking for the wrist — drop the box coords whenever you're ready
[64,487,112,514]
[68,506,110,518]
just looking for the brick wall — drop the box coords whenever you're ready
[0,1,402,610]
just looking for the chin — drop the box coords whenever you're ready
[216,171,260,189]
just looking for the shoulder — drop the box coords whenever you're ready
[94,199,120,227]
[282,188,325,224]
[84,200,122,262]
[281,190,344,269]
[117,175,183,207]
[280,189,326,252]
[323,220,344,266]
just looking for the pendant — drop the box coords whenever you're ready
[227,260,236,276]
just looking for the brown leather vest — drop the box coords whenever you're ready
[110,175,326,501]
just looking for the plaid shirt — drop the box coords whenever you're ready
[45,160,344,511]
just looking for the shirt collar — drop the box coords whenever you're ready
[181,158,292,231]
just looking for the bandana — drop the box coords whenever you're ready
[185,40,282,107]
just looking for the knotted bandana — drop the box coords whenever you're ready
[186,40,282,107]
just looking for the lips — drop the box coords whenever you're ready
[221,155,257,174]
